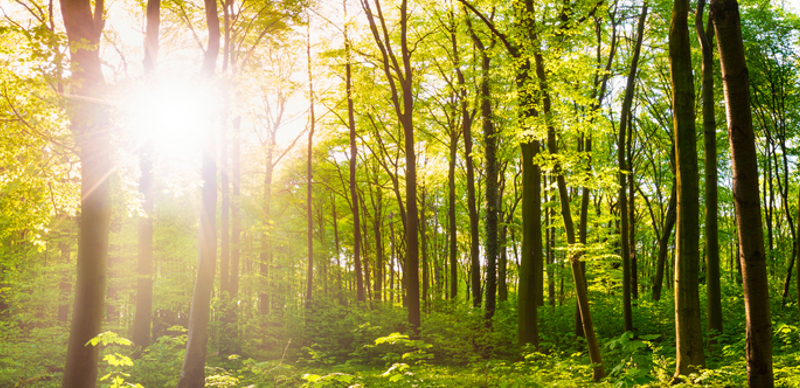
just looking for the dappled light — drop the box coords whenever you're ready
[3,0,800,386]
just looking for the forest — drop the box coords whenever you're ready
[2,0,800,386]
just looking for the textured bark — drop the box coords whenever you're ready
[448,128,458,300]
[518,141,541,348]
[696,0,723,337]
[617,3,647,333]
[669,0,706,376]
[464,93,480,310]
[176,0,219,385]
[60,0,111,385]
[711,0,774,385]
[652,184,676,301]
[482,53,498,320]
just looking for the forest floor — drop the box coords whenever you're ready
[3,294,800,387]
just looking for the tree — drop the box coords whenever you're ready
[617,1,647,334]
[176,0,220,385]
[60,0,112,385]
[306,19,316,306]
[345,1,365,303]
[669,0,706,377]
[696,0,723,338]
[133,0,160,353]
[361,0,421,333]
[711,0,774,384]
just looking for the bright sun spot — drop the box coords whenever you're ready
[126,79,218,162]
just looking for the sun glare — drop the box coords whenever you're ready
[126,79,217,162]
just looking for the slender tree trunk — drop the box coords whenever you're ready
[421,188,429,311]
[133,0,159,352]
[617,3,647,333]
[176,0,220,385]
[345,2,364,303]
[60,0,111,385]
[374,180,384,301]
[696,0,723,337]
[448,129,458,300]
[332,197,343,304]
[464,88,480,311]
[670,0,706,376]
[482,43,499,320]
[652,184,677,301]
[711,0,774,384]
[305,25,315,306]
[362,0,420,332]
[535,50,604,379]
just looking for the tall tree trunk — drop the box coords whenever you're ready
[696,0,723,337]
[133,0,159,352]
[652,183,676,301]
[518,141,541,347]
[374,179,384,301]
[60,0,111,385]
[421,188,429,311]
[448,129,458,300]
[345,1,364,303]
[332,196,343,304]
[306,24,315,306]
[464,84,480,311]
[669,0,706,376]
[176,0,219,385]
[535,50,605,380]
[711,0,774,384]
[617,2,647,333]
[362,0,420,332]
[482,41,499,320]
[458,18,480,308]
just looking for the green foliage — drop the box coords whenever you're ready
[87,332,142,388]
[133,326,188,387]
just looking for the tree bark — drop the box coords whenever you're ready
[448,127,458,300]
[344,1,364,303]
[696,0,723,337]
[176,0,219,385]
[60,0,111,385]
[652,183,677,301]
[482,38,499,320]
[361,0,420,332]
[518,141,541,348]
[711,0,774,384]
[669,0,706,376]
[535,50,605,380]
[617,2,647,333]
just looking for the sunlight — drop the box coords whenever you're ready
[126,79,217,162]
